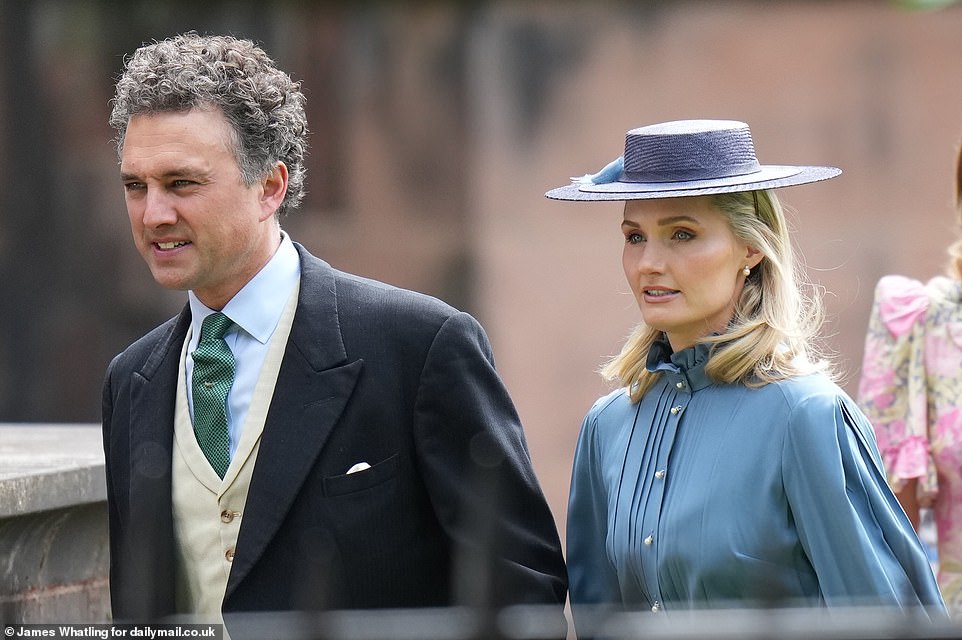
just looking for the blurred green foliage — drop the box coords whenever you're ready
[893,0,961,10]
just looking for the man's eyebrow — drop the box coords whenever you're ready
[119,168,203,182]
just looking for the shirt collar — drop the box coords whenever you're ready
[188,232,301,344]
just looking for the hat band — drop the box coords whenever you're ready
[621,160,762,184]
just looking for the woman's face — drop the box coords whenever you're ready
[621,195,761,352]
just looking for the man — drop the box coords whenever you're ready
[102,33,567,633]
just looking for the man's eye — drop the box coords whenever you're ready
[124,182,145,192]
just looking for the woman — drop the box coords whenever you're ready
[858,142,962,614]
[546,120,944,620]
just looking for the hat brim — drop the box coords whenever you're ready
[545,165,841,201]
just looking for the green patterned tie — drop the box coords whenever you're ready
[192,312,235,478]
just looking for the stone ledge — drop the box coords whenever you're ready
[0,424,105,518]
[0,424,110,622]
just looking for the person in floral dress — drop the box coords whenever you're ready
[858,147,962,614]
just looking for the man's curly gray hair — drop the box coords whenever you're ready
[109,33,308,216]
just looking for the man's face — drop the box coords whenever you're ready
[120,107,281,309]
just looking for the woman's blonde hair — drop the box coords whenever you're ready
[947,141,962,280]
[601,190,830,402]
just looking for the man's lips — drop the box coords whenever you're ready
[154,240,191,250]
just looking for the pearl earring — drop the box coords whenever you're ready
[742,266,751,277]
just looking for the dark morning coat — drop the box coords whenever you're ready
[102,243,568,626]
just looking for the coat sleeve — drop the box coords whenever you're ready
[857,275,936,499]
[411,311,568,610]
[566,400,623,629]
[781,391,945,614]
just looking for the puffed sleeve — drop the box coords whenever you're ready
[567,403,622,613]
[782,391,944,612]
[857,275,936,501]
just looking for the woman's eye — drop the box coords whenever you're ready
[673,229,694,241]
[625,232,644,244]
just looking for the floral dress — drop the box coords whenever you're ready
[858,274,962,613]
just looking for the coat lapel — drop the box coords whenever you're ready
[129,307,190,511]
[226,245,362,596]
[126,308,191,614]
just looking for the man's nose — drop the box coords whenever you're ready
[141,188,177,227]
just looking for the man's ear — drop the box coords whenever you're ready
[259,161,289,220]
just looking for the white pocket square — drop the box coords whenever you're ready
[346,461,371,474]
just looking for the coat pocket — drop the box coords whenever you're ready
[322,453,399,497]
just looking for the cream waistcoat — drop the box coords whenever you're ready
[171,286,299,619]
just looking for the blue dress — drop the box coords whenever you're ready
[567,338,944,616]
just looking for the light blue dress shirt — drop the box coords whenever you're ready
[567,338,945,617]
[186,232,300,456]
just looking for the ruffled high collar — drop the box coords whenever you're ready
[646,335,714,391]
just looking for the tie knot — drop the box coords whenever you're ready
[200,312,233,341]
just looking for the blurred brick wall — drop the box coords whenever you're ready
[302,1,962,542]
[463,2,962,540]
[4,0,962,549]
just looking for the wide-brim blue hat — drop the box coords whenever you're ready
[545,119,841,201]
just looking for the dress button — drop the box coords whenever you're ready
[651,601,661,612]
[220,509,236,523]
[670,406,682,415]
[644,535,654,545]
[225,547,235,562]
[675,381,685,389]
[655,469,666,479]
